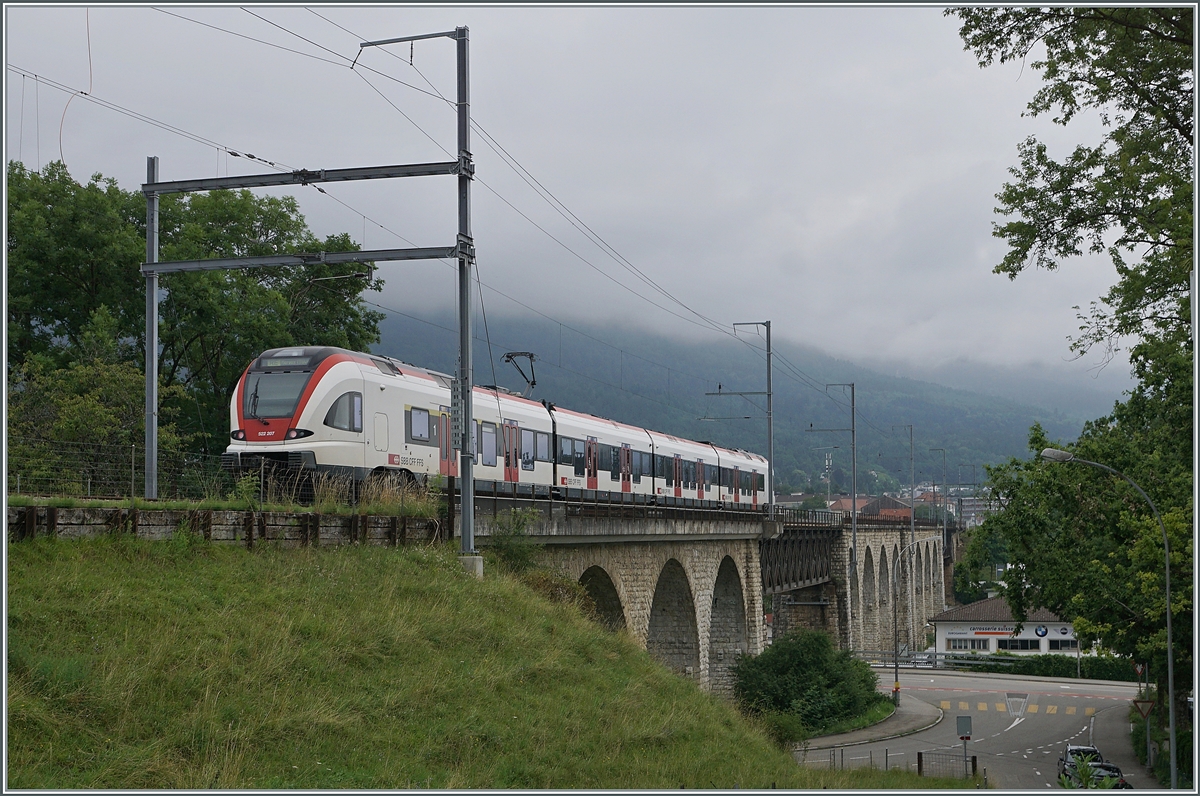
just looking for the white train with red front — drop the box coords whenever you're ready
[222,346,768,509]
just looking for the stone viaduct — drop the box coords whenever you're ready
[465,499,947,697]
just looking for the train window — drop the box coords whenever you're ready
[520,428,535,470]
[574,442,586,477]
[608,445,619,479]
[409,407,430,442]
[372,358,400,376]
[536,432,550,462]
[323,392,363,432]
[559,437,574,466]
[481,423,497,467]
[641,452,652,481]
[757,473,765,492]
[631,450,642,483]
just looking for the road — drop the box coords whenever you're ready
[805,670,1153,789]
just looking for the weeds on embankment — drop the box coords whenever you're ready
[8,535,964,789]
[7,470,442,518]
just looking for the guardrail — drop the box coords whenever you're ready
[853,649,1016,669]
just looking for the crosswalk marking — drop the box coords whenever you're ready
[978,702,988,711]
[1046,705,1058,714]
[959,701,969,710]
[1028,704,1039,713]
[1085,707,1095,716]
[941,700,951,710]
[1066,706,1076,715]
[996,703,1006,712]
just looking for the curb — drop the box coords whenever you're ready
[801,705,945,751]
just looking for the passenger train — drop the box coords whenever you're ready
[222,346,768,509]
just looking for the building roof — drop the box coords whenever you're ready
[930,595,1062,624]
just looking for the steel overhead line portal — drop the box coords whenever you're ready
[142,26,480,561]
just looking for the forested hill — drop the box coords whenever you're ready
[374,312,1095,492]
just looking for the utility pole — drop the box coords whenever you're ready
[144,156,159,498]
[142,27,478,560]
[708,321,774,518]
[812,445,839,506]
[809,383,857,648]
[931,447,947,554]
[893,424,915,652]
[362,28,476,562]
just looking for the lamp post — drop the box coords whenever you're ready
[1040,448,1176,789]
[892,535,942,705]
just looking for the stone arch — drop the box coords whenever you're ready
[862,548,877,651]
[646,558,700,678]
[707,556,747,698]
[579,565,627,632]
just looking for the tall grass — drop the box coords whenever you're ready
[7,472,442,518]
[8,537,964,789]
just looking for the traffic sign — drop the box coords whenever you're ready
[957,715,972,741]
[1133,700,1155,719]
[1134,662,1145,676]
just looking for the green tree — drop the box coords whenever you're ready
[947,8,1193,360]
[6,161,145,368]
[948,14,1193,779]
[981,424,1192,743]
[7,306,188,496]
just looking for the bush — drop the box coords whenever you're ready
[963,652,1137,682]
[733,629,887,739]
[486,509,544,574]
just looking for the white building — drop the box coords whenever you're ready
[929,596,1079,655]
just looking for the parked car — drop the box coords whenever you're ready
[1062,759,1132,789]
[1057,744,1103,777]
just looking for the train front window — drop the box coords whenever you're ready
[244,371,311,418]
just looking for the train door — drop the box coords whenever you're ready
[503,421,519,482]
[696,459,705,500]
[673,454,682,498]
[732,465,740,504]
[585,438,598,490]
[436,408,458,478]
[374,413,389,452]
[752,470,759,509]
[620,445,632,493]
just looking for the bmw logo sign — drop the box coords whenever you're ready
[1035,625,1048,637]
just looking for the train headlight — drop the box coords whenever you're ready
[231,429,246,440]
[285,428,314,440]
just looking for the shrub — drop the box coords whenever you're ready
[733,629,886,739]
[486,509,544,574]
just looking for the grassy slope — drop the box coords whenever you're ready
[8,536,956,789]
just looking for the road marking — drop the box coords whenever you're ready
[978,702,988,711]
[996,703,1006,712]
[1004,717,1025,732]
[1028,704,1039,713]
[1046,705,1058,714]
[1085,707,1095,716]
[941,700,951,709]
[959,701,969,710]
[1066,706,1076,715]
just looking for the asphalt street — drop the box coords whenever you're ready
[794,669,1156,790]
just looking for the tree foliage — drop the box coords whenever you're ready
[6,161,384,455]
[948,12,1193,763]
[733,629,885,741]
[947,7,1193,361]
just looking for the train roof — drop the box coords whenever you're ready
[261,347,767,461]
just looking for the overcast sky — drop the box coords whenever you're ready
[4,5,1135,405]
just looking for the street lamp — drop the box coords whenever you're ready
[1040,447,1176,789]
[892,535,941,705]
